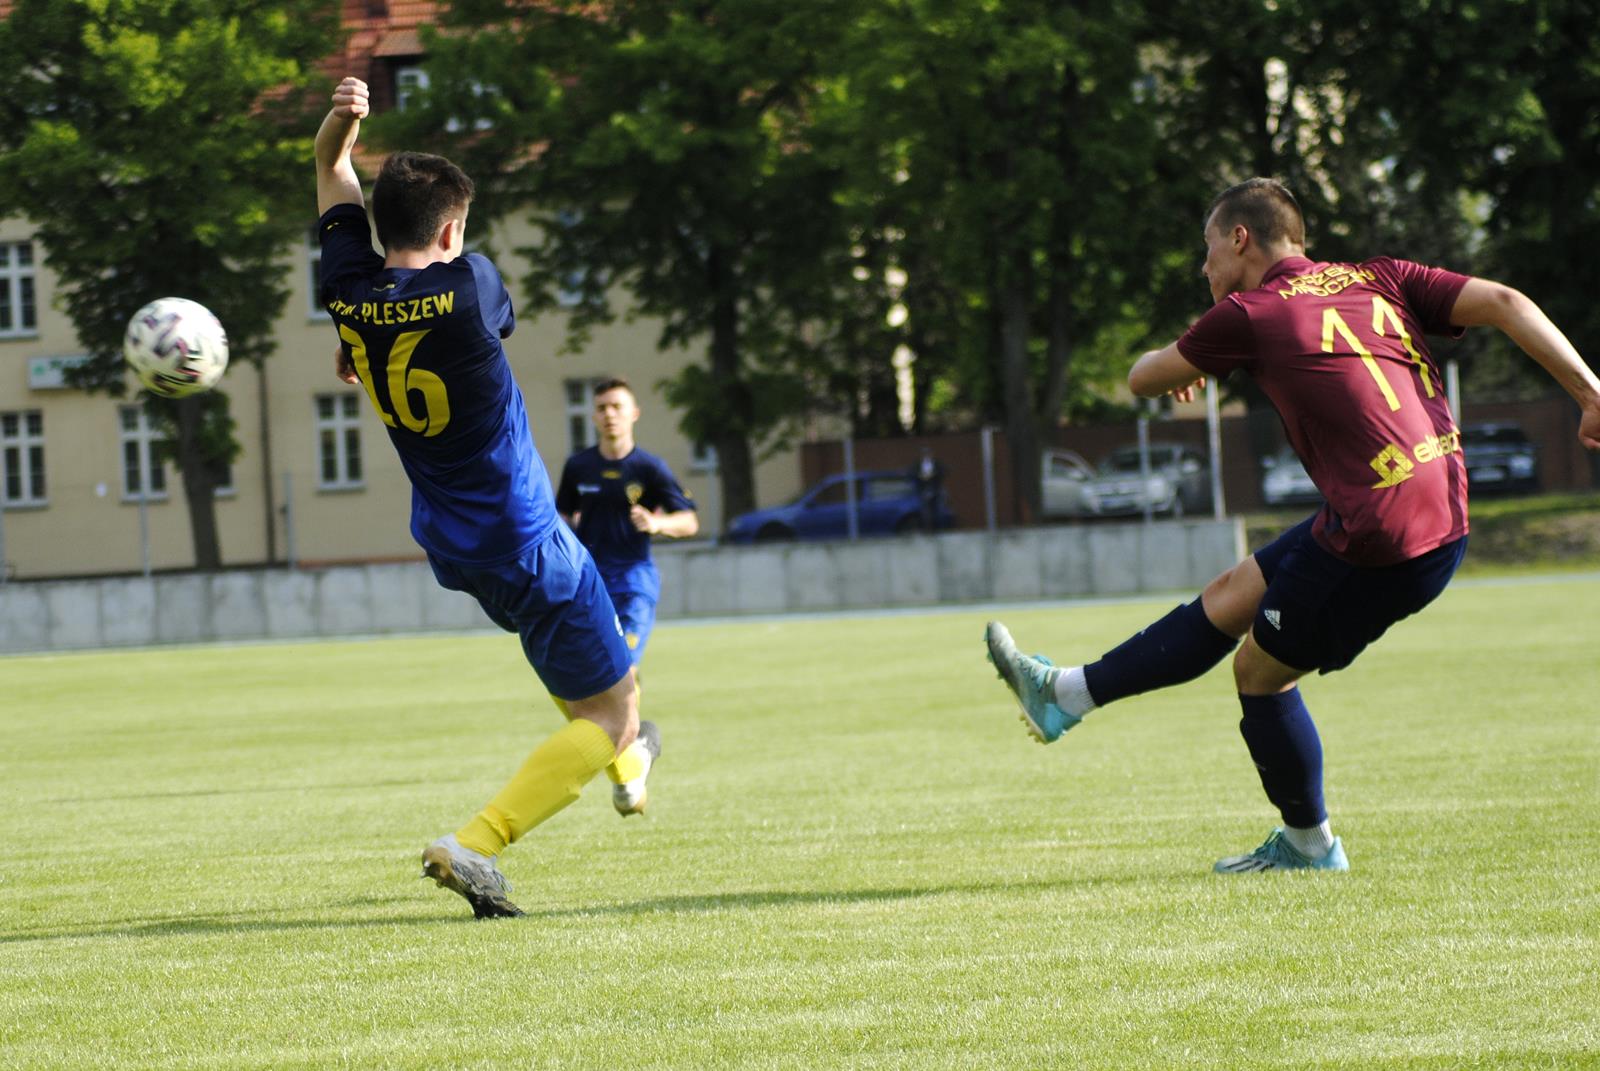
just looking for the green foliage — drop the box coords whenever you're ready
[4,581,1600,1067]
[386,0,1597,506]
[384,0,856,516]
[0,0,336,564]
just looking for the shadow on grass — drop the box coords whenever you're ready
[2,876,1142,944]
[41,779,458,804]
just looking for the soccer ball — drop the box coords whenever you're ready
[123,297,230,398]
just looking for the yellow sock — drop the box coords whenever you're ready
[548,690,643,784]
[454,718,617,857]
[608,738,650,784]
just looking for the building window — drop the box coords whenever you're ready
[395,64,429,113]
[552,209,607,307]
[307,226,329,320]
[565,378,600,455]
[1,410,46,507]
[119,405,167,500]
[394,64,491,133]
[0,241,38,337]
[690,441,719,474]
[212,458,235,497]
[316,393,364,489]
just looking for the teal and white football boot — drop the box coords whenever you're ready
[984,621,1082,744]
[1213,828,1350,873]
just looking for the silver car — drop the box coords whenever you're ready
[1260,447,1322,507]
[1081,443,1210,517]
[1040,449,1095,517]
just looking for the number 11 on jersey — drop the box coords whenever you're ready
[1321,295,1437,413]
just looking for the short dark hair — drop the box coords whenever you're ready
[593,377,634,399]
[1207,178,1304,249]
[372,151,475,252]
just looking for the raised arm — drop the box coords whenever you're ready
[315,77,370,215]
[1450,278,1600,450]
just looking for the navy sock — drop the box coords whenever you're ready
[1237,689,1326,828]
[1081,599,1237,707]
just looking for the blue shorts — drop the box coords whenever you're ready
[427,523,634,701]
[1252,517,1467,674]
[608,591,658,666]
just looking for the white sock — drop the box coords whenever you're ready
[1284,821,1335,860]
[1052,666,1098,718]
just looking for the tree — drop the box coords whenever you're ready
[0,0,335,568]
[826,0,1186,518]
[387,0,855,522]
[1349,0,1600,397]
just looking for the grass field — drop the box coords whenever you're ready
[4,575,1598,1069]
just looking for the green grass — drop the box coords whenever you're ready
[4,577,1599,1069]
[1246,492,1600,574]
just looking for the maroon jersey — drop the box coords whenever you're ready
[1178,255,1471,565]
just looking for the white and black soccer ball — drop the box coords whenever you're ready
[123,297,230,398]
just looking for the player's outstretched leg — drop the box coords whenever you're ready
[420,834,525,918]
[984,621,1084,743]
[985,588,1245,744]
[611,719,661,816]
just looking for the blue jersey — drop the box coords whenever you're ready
[555,445,694,599]
[317,203,558,564]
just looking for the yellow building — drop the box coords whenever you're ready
[0,214,800,580]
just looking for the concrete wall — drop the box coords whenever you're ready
[0,519,1242,654]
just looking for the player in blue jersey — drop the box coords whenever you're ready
[556,379,698,814]
[314,76,658,918]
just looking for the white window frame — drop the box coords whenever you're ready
[394,64,491,133]
[552,209,603,308]
[395,64,429,114]
[119,405,168,501]
[690,441,719,474]
[307,226,330,320]
[1,409,47,508]
[0,240,39,338]
[212,457,235,498]
[316,392,365,491]
[564,378,601,456]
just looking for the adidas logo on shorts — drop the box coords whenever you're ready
[1264,609,1283,630]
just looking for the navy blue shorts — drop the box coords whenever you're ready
[1252,517,1467,674]
[428,523,634,701]
[610,591,657,666]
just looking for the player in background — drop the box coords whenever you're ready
[987,178,1600,873]
[555,377,698,815]
[314,76,654,918]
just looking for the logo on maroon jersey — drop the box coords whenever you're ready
[1369,444,1416,489]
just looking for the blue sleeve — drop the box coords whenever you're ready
[316,204,383,304]
[468,254,516,339]
[645,455,695,513]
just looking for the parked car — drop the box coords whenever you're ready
[1260,447,1323,507]
[1080,443,1211,517]
[723,470,955,543]
[1462,422,1540,494]
[1040,448,1095,518]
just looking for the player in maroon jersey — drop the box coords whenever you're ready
[986,178,1600,872]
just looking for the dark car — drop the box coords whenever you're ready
[723,470,956,543]
[1462,422,1539,494]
